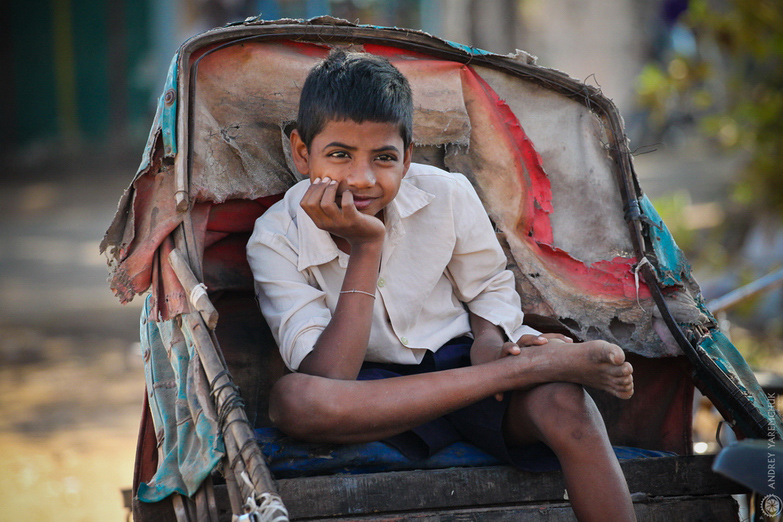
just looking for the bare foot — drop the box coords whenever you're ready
[519,340,634,399]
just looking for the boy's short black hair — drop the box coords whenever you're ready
[296,49,413,149]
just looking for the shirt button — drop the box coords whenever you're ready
[400,336,409,346]
[377,278,386,288]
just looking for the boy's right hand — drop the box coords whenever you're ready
[300,177,386,246]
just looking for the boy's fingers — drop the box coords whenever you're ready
[302,178,327,209]
[517,334,547,346]
[339,189,356,214]
[318,179,340,213]
[501,342,521,356]
[338,191,367,226]
[543,333,573,343]
[301,181,344,231]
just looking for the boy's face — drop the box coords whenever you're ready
[291,119,412,219]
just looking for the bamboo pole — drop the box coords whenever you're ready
[167,243,287,520]
[169,248,218,329]
[180,313,288,521]
[223,456,245,516]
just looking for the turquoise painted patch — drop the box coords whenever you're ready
[137,296,224,503]
[160,54,178,159]
[443,39,494,56]
[639,195,690,286]
[699,330,783,437]
[135,53,178,177]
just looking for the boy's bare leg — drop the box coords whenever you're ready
[269,339,633,443]
[270,340,635,521]
[504,383,637,522]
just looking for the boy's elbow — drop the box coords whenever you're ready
[268,373,349,441]
[298,353,361,380]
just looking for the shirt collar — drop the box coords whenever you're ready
[295,176,435,271]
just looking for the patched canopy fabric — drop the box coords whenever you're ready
[101,28,709,358]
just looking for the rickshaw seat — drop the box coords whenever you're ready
[196,192,695,462]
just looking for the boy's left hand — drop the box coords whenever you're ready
[516,332,573,347]
[489,333,572,401]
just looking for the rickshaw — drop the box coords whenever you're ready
[102,16,782,521]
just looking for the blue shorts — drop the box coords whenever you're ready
[358,337,559,471]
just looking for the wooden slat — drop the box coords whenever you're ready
[211,487,740,522]
[286,495,739,522]
[276,456,746,519]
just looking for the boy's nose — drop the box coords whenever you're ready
[347,164,376,188]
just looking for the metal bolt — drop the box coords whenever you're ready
[164,89,176,106]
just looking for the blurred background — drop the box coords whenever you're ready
[1,0,781,520]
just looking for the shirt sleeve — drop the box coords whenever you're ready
[246,220,329,371]
[446,175,541,341]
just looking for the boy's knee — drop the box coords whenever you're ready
[527,382,601,437]
[525,381,583,406]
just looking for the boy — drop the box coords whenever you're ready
[247,50,636,521]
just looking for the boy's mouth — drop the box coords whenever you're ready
[351,195,376,210]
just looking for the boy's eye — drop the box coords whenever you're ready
[328,150,349,158]
[376,154,397,162]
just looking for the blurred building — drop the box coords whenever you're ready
[3,1,154,161]
[1,0,667,165]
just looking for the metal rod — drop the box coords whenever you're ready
[708,267,783,314]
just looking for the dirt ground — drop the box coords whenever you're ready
[0,333,143,521]
[0,151,145,521]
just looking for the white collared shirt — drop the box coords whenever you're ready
[247,163,539,371]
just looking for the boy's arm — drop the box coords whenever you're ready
[447,175,544,343]
[248,180,383,379]
[297,239,382,379]
[296,178,385,380]
[469,312,510,365]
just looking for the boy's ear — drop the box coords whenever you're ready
[402,142,414,176]
[289,129,310,176]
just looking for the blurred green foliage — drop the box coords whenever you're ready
[651,190,733,273]
[638,0,783,218]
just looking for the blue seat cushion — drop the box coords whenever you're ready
[255,427,676,479]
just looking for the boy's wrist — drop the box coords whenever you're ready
[348,236,384,254]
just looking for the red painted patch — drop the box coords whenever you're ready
[279,40,331,57]
[363,43,439,61]
[461,66,649,300]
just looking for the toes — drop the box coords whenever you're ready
[590,341,625,366]
[608,344,626,365]
[607,362,633,377]
[615,373,633,390]
[613,384,634,400]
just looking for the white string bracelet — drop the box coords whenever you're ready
[339,289,376,299]
[633,256,652,310]
[190,282,209,303]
